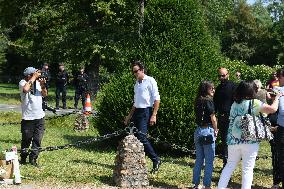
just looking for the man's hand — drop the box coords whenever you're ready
[149,115,156,126]
[271,126,278,132]
[38,78,46,88]
[124,115,130,126]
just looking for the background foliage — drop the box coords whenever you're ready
[1,0,284,149]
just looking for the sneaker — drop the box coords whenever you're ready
[19,158,27,165]
[271,185,280,189]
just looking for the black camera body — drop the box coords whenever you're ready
[38,71,49,80]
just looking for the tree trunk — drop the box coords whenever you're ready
[87,55,100,100]
[138,0,145,38]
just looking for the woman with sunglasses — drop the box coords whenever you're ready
[192,80,218,189]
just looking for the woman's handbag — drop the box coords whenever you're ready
[240,100,273,141]
[199,135,214,145]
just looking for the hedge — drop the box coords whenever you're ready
[95,0,279,150]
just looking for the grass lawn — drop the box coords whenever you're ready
[0,111,276,188]
[0,83,92,110]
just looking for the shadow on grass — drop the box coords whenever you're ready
[162,158,195,167]
[0,138,21,144]
[72,159,114,170]
[94,175,114,186]
[150,180,179,189]
[227,181,270,189]
[254,167,272,176]
[63,134,122,153]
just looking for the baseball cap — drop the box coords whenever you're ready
[23,67,37,76]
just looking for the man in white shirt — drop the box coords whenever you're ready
[124,60,161,174]
[19,67,47,166]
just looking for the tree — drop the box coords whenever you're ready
[221,1,278,66]
[0,0,139,89]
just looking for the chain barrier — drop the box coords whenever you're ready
[5,127,128,153]
[0,117,273,160]
[0,111,84,126]
[138,129,272,160]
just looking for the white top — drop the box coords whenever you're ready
[134,75,160,108]
[19,79,45,120]
[275,86,284,127]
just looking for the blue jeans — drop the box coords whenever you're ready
[192,126,215,187]
[132,107,160,163]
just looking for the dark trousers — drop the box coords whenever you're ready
[132,107,160,163]
[270,134,281,185]
[276,126,284,185]
[21,118,45,161]
[74,88,86,108]
[56,86,67,108]
[218,114,229,166]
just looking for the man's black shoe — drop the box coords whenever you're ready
[19,158,27,165]
[151,160,161,174]
[29,159,38,167]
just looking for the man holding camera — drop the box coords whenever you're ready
[19,67,47,166]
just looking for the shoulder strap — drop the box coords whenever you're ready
[248,100,253,115]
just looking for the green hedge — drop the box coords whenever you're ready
[95,0,279,150]
[221,59,279,85]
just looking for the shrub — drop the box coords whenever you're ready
[95,0,224,150]
[95,0,279,150]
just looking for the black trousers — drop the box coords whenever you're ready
[74,88,86,109]
[55,85,67,108]
[21,118,45,160]
[132,107,160,163]
[270,134,281,185]
[218,114,229,166]
[276,126,284,185]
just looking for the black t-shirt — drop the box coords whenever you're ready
[214,80,237,114]
[195,97,215,126]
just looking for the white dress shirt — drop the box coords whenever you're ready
[134,75,160,108]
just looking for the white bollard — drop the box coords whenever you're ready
[13,155,21,184]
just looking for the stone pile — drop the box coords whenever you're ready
[113,135,149,188]
[73,114,89,131]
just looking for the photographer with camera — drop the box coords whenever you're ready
[74,67,89,111]
[19,67,47,166]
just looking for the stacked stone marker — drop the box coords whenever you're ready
[113,135,149,188]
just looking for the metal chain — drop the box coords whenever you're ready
[0,122,21,126]
[138,130,272,160]
[0,111,82,126]
[6,127,127,153]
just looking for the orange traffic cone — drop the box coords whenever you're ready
[84,94,92,115]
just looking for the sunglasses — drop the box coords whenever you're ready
[132,69,140,74]
[218,73,227,78]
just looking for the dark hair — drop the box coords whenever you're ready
[131,60,145,70]
[234,80,257,103]
[195,81,214,101]
[277,68,284,78]
[194,81,214,115]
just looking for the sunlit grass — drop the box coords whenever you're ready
[0,112,276,188]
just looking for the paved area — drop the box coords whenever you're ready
[0,104,78,117]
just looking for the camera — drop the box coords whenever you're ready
[38,71,48,80]
[42,100,57,114]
